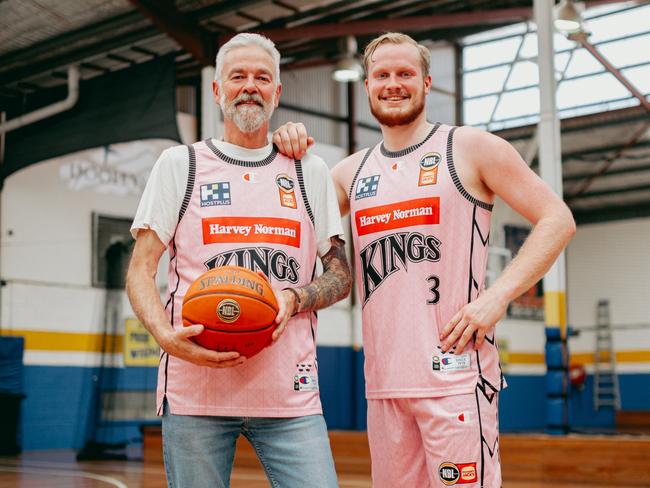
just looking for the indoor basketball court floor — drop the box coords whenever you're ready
[1,431,649,487]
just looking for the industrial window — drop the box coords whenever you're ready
[92,213,134,289]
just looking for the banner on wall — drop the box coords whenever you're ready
[2,54,180,185]
[124,318,159,366]
[504,225,544,320]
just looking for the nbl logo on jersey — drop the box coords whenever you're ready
[205,247,300,283]
[355,175,380,200]
[359,231,441,303]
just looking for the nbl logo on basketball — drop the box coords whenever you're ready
[205,247,300,283]
[216,299,240,323]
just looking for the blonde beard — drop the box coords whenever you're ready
[368,89,425,127]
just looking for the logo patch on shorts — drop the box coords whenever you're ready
[201,182,231,206]
[418,152,441,186]
[439,462,477,485]
[355,175,380,200]
[457,411,473,423]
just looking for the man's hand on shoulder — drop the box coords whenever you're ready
[273,121,314,160]
[158,324,246,367]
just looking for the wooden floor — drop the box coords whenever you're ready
[1,432,649,487]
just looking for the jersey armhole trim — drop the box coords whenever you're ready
[446,127,494,211]
[295,160,315,227]
[348,145,377,201]
[178,144,196,222]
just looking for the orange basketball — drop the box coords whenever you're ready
[182,266,279,358]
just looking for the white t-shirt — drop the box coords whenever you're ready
[132,139,343,257]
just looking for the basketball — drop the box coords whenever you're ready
[182,266,279,358]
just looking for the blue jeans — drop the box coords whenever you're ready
[162,401,338,488]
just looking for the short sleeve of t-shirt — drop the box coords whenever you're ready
[300,153,344,257]
[130,145,189,246]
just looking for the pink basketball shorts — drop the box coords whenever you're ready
[367,391,501,487]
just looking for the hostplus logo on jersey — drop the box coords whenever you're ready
[355,175,380,200]
[200,182,231,206]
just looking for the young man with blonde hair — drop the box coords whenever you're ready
[274,32,575,487]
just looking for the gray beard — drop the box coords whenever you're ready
[221,93,275,133]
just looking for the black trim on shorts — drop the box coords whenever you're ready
[446,127,494,211]
[379,122,440,158]
[205,138,278,167]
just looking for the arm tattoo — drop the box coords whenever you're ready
[298,236,352,312]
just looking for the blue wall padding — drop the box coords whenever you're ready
[620,375,650,409]
[568,376,615,429]
[17,349,650,450]
[545,370,566,396]
[0,336,24,394]
[499,375,545,432]
[317,346,355,429]
[22,366,96,449]
[545,342,565,369]
[546,397,565,426]
[354,349,368,430]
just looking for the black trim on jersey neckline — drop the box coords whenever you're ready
[205,138,278,167]
[348,144,378,201]
[446,127,494,211]
[379,122,440,158]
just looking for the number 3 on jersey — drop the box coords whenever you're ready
[426,275,440,305]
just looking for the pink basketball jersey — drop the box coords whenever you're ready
[158,140,322,417]
[349,124,504,399]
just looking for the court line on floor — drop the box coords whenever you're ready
[0,466,128,488]
[0,460,371,487]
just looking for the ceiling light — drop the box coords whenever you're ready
[554,0,584,34]
[332,36,363,83]
[333,57,363,82]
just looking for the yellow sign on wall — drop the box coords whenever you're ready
[124,318,159,366]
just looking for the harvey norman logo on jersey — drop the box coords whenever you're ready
[355,197,440,236]
[355,198,442,303]
[202,217,301,248]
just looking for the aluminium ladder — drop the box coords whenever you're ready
[593,299,621,410]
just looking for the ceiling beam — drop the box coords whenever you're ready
[571,181,650,199]
[220,1,627,45]
[0,28,162,87]
[220,7,533,44]
[564,162,650,182]
[127,0,213,66]
[572,201,650,224]
[0,12,147,74]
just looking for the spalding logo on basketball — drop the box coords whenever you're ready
[182,266,279,358]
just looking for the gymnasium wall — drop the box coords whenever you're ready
[2,46,649,452]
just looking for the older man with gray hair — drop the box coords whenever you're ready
[127,33,350,488]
